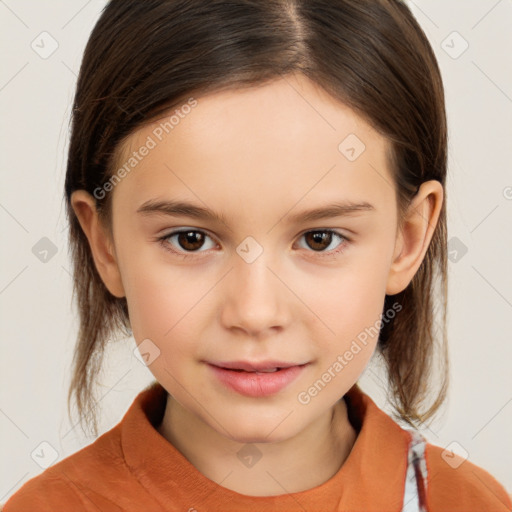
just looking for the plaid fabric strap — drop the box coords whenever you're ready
[401,429,428,512]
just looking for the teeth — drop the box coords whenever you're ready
[234,368,280,373]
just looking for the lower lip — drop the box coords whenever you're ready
[207,364,308,397]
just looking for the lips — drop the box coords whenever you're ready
[208,360,307,372]
[207,362,309,397]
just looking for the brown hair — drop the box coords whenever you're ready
[65,0,448,436]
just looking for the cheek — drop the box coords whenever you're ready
[126,274,195,339]
[123,261,217,365]
[306,260,388,338]
[125,271,201,384]
[116,235,193,331]
[301,256,390,384]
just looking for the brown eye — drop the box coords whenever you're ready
[158,229,216,256]
[176,231,205,251]
[304,231,334,251]
[297,230,349,258]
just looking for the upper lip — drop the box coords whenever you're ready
[207,360,309,371]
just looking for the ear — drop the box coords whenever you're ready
[70,190,126,298]
[386,180,444,296]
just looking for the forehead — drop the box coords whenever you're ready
[111,74,395,215]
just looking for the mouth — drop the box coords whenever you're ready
[207,360,310,372]
[206,361,310,397]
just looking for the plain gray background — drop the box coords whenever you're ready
[1,0,511,503]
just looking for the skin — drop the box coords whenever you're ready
[71,73,443,497]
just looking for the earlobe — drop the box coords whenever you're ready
[386,180,443,296]
[70,190,126,298]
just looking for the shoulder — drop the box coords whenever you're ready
[2,472,88,511]
[2,425,128,511]
[424,443,512,512]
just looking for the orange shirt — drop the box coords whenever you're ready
[3,381,511,511]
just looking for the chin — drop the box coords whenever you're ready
[220,419,296,445]
[227,431,289,445]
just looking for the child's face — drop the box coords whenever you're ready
[108,74,403,442]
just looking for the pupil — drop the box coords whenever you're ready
[180,231,203,250]
[307,231,331,251]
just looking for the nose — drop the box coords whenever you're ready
[220,250,290,337]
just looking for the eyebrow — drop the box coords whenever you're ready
[136,199,375,224]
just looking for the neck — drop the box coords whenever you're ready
[156,395,357,497]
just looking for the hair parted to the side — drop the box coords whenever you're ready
[64,0,449,436]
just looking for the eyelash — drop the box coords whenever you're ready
[156,228,351,260]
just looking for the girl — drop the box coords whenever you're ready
[3,0,510,510]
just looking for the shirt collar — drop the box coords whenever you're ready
[121,380,410,511]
